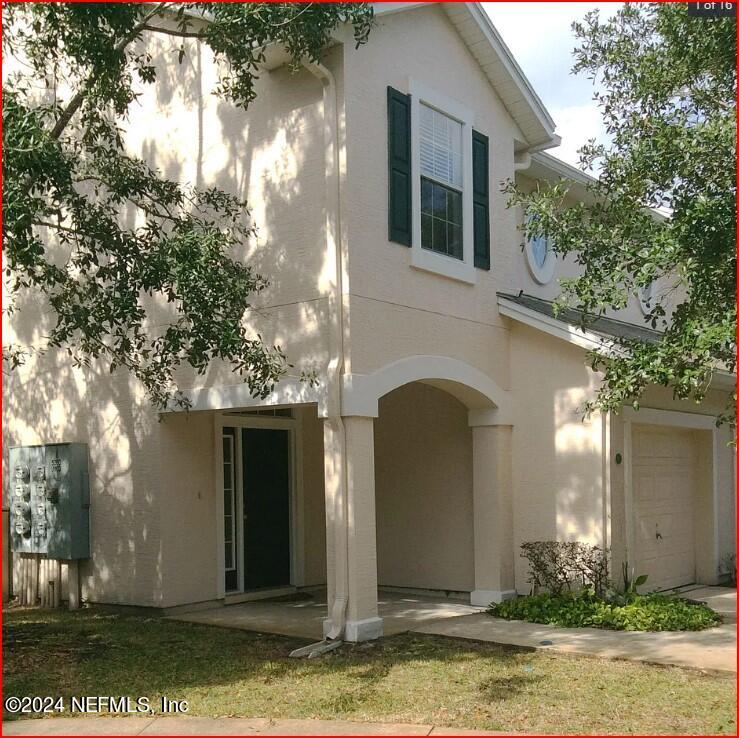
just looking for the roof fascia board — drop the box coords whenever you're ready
[463,3,557,141]
[526,152,668,222]
[530,151,596,187]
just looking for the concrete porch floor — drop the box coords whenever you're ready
[168,589,482,640]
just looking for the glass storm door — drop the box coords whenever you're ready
[222,428,238,592]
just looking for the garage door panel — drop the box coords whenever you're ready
[633,425,697,592]
[634,470,655,501]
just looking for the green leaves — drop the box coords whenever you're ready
[506,3,736,423]
[488,591,721,632]
[3,3,373,410]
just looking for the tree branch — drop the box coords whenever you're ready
[141,24,206,39]
[49,2,168,140]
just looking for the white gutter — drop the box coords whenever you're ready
[303,59,349,642]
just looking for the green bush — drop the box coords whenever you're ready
[488,591,721,632]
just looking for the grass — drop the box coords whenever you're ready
[2,605,736,735]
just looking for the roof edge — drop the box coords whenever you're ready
[463,3,557,142]
[374,2,559,150]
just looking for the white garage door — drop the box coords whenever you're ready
[632,425,697,592]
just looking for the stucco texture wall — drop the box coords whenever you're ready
[340,5,518,385]
[3,351,165,607]
[151,405,327,609]
[3,26,334,608]
[509,323,607,593]
[297,406,328,588]
[374,382,475,593]
[121,30,334,393]
[512,173,689,328]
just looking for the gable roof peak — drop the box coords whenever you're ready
[373,2,559,150]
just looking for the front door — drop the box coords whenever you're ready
[242,428,291,589]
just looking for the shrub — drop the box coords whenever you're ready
[520,541,610,597]
[488,591,721,632]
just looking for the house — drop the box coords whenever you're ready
[3,2,735,641]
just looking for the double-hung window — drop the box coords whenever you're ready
[387,80,490,284]
[420,104,464,260]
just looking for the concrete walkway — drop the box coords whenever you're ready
[671,585,737,622]
[170,590,481,640]
[413,615,736,673]
[2,716,506,736]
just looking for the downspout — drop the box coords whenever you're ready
[303,58,349,641]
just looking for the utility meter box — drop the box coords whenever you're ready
[9,444,90,559]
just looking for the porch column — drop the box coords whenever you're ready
[470,423,516,606]
[323,415,382,642]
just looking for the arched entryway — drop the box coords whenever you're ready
[322,356,515,641]
[374,382,475,594]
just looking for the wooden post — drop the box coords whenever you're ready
[67,560,80,610]
[31,554,39,606]
[53,560,62,608]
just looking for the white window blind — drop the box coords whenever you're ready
[419,103,463,189]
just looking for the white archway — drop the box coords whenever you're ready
[341,355,512,425]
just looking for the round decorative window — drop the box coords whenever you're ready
[638,282,656,314]
[524,222,556,285]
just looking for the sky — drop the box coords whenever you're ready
[481,2,622,168]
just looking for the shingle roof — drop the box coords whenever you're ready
[498,292,663,344]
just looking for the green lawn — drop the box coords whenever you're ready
[3,606,735,735]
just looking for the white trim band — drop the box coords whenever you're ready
[470,589,517,607]
[324,616,384,642]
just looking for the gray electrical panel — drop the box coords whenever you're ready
[9,444,90,560]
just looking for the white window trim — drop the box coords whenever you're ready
[408,78,476,285]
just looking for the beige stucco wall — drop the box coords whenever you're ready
[3,352,165,606]
[512,173,686,327]
[122,31,334,392]
[151,405,327,609]
[297,406,328,588]
[157,411,218,607]
[509,323,607,593]
[374,383,474,593]
[3,26,334,608]
[340,5,518,384]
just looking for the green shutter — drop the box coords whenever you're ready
[387,87,412,246]
[472,130,490,270]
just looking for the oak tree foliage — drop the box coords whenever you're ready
[3,2,373,409]
[506,3,736,423]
